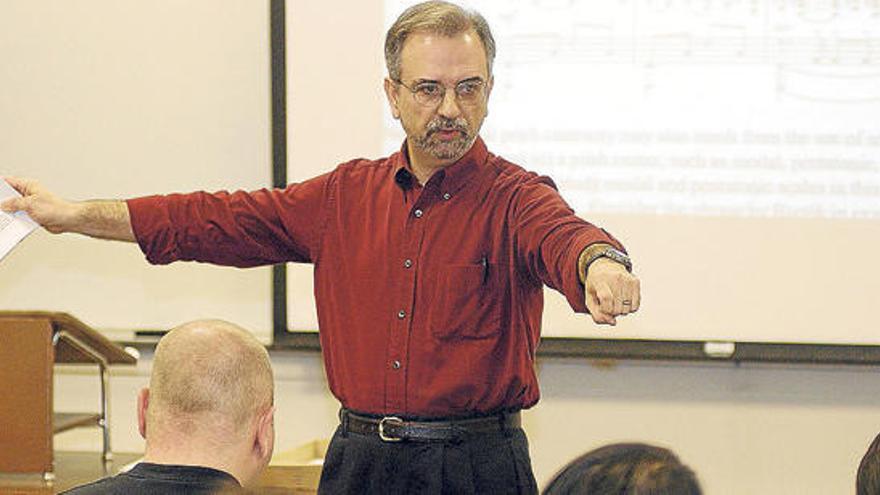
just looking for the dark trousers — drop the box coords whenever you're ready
[317,422,538,494]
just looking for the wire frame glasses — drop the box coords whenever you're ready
[395,78,486,107]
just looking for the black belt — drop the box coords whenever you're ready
[340,409,521,443]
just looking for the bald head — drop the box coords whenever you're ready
[148,319,273,436]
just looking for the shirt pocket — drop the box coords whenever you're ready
[429,262,503,340]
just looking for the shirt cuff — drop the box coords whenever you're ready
[126,195,178,265]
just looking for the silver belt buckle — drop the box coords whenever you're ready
[378,416,404,442]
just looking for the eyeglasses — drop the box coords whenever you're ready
[395,78,486,107]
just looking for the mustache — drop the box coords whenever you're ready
[426,118,469,135]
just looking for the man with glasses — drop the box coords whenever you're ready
[3,1,639,493]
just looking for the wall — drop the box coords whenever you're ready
[0,0,274,340]
[56,353,880,494]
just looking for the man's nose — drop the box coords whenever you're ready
[436,87,462,119]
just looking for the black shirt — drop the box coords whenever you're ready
[61,462,242,494]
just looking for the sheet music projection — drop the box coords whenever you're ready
[384,0,880,219]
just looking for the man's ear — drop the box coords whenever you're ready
[254,406,276,463]
[137,388,150,439]
[383,77,401,120]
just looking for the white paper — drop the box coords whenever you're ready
[0,180,39,261]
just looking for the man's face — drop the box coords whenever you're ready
[385,29,493,167]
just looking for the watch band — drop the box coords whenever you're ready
[578,244,632,283]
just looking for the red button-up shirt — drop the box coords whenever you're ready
[128,138,623,417]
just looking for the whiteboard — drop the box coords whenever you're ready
[287,0,880,345]
[0,0,274,341]
[2,1,875,346]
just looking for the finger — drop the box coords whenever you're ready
[614,275,640,315]
[591,308,615,325]
[613,297,624,316]
[597,313,617,326]
[613,283,629,315]
[589,305,615,325]
[596,284,618,325]
[596,282,615,316]
[585,285,600,316]
[2,176,32,195]
[6,177,43,200]
[618,292,634,315]
[0,197,24,213]
[586,286,615,325]
[629,277,641,312]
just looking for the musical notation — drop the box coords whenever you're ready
[381,0,880,219]
[502,32,878,67]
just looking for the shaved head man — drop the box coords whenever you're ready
[63,320,275,494]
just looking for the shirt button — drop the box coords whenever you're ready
[404,259,413,268]
[392,360,401,370]
[414,209,423,218]
[397,310,406,319]
[442,193,451,200]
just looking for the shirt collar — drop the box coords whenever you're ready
[393,136,488,195]
[129,462,241,486]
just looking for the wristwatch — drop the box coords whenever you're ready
[579,244,633,282]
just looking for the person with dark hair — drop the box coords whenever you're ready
[857,432,880,495]
[62,320,275,494]
[4,2,640,493]
[543,443,702,495]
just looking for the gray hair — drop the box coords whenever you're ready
[385,1,496,81]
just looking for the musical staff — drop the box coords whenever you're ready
[381,0,880,219]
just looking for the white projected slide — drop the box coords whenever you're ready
[385,0,880,219]
[289,0,880,345]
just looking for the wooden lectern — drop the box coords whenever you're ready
[0,311,136,478]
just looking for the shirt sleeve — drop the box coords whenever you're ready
[126,171,334,268]
[512,174,625,314]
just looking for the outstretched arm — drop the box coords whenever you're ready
[0,177,135,242]
[510,173,640,327]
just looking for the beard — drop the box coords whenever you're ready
[410,116,475,161]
